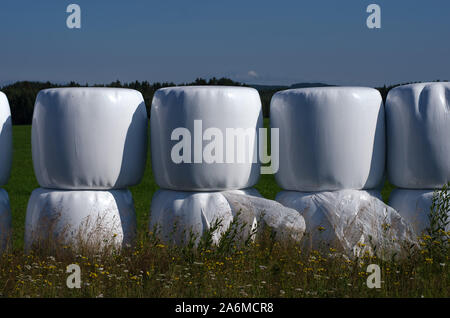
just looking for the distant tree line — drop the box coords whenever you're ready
[1,78,244,125]
[0,78,446,125]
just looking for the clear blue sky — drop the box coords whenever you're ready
[1,0,449,87]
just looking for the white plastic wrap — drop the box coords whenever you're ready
[151,86,262,191]
[271,87,385,191]
[389,189,449,236]
[276,190,416,259]
[0,188,12,253]
[149,188,305,245]
[25,188,137,250]
[32,88,148,190]
[0,92,12,186]
[222,191,306,242]
[386,82,450,188]
[149,189,234,245]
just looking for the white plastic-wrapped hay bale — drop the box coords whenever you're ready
[389,189,449,237]
[149,188,306,245]
[0,92,13,186]
[151,86,262,191]
[149,189,235,245]
[386,82,450,189]
[32,88,148,190]
[25,188,136,250]
[271,87,385,191]
[0,189,12,253]
[276,190,416,259]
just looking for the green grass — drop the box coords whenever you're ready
[3,126,39,249]
[4,122,395,249]
[1,224,448,298]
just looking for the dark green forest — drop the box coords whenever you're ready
[1,78,446,125]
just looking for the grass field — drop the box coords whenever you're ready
[1,123,448,298]
[4,121,395,250]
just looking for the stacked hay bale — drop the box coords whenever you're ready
[0,92,13,253]
[272,87,415,258]
[386,82,450,237]
[149,86,306,245]
[25,88,148,251]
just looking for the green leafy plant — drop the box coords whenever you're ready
[426,182,450,259]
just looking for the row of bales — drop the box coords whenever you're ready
[0,82,448,257]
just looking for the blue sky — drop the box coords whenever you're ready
[0,0,449,86]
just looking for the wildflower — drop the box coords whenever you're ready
[425,258,433,264]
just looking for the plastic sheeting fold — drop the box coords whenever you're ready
[222,191,306,242]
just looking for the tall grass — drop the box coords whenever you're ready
[1,194,448,297]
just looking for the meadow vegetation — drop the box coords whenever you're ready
[0,125,447,298]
